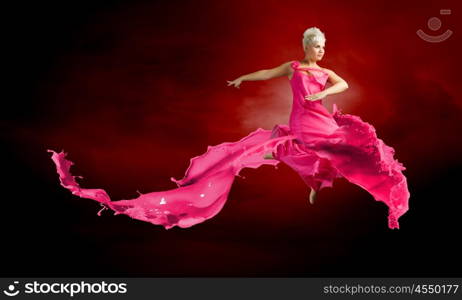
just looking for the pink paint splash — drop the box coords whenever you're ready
[47,61,410,230]
[47,129,295,230]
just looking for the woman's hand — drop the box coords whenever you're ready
[304,91,328,101]
[227,77,243,89]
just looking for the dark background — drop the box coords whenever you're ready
[2,0,461,277]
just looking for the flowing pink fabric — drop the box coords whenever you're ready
[47,60,409,230]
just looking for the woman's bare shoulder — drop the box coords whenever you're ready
[320,66,342,74]
[320,67,334,74]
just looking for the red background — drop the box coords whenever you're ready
[2,0,461,276]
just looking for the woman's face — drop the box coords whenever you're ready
[305,40,325,61]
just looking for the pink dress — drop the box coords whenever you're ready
[47,60,410,230]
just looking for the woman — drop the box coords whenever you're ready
[48,27,409,230]
[227,27,350,205]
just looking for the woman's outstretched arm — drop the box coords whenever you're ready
[227,61,292,88]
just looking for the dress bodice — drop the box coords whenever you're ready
[287,60,339,144]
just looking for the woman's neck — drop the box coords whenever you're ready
[300,58,319,68]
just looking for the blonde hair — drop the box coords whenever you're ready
[302,27,326,49]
